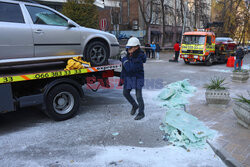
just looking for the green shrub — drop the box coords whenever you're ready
[233,93,250,105]
[204,77,228,90]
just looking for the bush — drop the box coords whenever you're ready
[62,0,99,29]
[233,92,250,105]
[204,77,228,90]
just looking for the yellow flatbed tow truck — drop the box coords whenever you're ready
[0,60,121,121]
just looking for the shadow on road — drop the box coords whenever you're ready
[0,106,50,136]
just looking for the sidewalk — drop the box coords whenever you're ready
[151,52,250,166]
[188,81,250,167]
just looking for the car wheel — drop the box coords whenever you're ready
[86,41,109,66]
[44,84,80,121]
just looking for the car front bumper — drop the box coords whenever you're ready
[110,43,120,58]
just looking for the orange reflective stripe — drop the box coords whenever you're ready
[92,67,98,72]
[20,75,30,80]
[87,69,92,72]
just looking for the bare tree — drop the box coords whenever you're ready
[159,0,166,45]
[214,0,249,44]
[137,0,154,43]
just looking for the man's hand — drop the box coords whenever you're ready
[120,50,127,61]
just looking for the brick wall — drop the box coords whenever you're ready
[98,0,140,31]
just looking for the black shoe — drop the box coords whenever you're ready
[131,106,138,115]
[134,113,145,120]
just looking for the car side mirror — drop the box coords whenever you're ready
[67,20,75,28]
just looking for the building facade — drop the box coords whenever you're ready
[99,0,211,46]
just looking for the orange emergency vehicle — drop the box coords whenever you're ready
[180,29,235,66]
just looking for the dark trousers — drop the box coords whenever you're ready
[146,51,151,58]
[151,50,155,58]
[175,51,179,61]
[123,89,144,114]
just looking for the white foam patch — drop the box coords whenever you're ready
[147,59,167,63]
[179,70,196,73]
[209,69,232,73]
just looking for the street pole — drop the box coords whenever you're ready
[181,2,187,42]
[179,2,187,59]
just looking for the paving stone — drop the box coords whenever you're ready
[243,155,250,167]
[224,143,238,154]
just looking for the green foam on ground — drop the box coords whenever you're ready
[160,109,216,148]
[158,79,216,149]
[157,79,196,109]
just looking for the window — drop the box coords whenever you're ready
[0,2,24,23]
[26,5,68,26]
[183,35,205,45]
[207,36,212,45]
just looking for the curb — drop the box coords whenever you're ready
[207,140,244,167]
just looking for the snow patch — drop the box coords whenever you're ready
[89,145,226,167]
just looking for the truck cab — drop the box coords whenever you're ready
[180,30,216,65]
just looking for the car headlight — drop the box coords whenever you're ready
[184,55,188,58]
[199,56,203,60]
[194,55,198,59]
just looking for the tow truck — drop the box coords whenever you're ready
[180,28,236,66]
[0,60,121,121]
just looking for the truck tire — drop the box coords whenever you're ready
[184,60,190,64]
[44,84,80,121]
[205,55,213,66]
[86,41,109,66]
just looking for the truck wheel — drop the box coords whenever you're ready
[205,56,213,66]
[44,84,80,121]
[184,60,190,64]
[85,41,109,66]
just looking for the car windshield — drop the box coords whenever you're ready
[216,38,233,42]
[183,35,205,45]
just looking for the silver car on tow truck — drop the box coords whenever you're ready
[0,0,120,66]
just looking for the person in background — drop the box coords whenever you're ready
[234,45,245,71]
[155,42,161,60]
[173,41,180,62]
[145,43,151,58]
[150,42,156,59]
[120,37,147,120]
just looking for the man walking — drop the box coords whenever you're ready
[120,37,146,120]
[234,46,244,71]
[173,41,180,62]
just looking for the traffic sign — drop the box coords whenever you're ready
[100,18,107,31]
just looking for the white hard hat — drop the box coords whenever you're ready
[126,37,141,48]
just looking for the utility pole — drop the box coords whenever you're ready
[181,1,187,41]
[179,1,187,59]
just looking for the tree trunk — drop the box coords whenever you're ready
[180,0,184,25]
[137,0,153,44]
[160,0,166,46]
[173,0,177,45]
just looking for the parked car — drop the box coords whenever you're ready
[0,0,120,66]
[215,37,236,51]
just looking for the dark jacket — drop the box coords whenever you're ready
[145,43,151,52]
[235,48,244,60]
[156,44,161,52]
[120,49,146,89]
